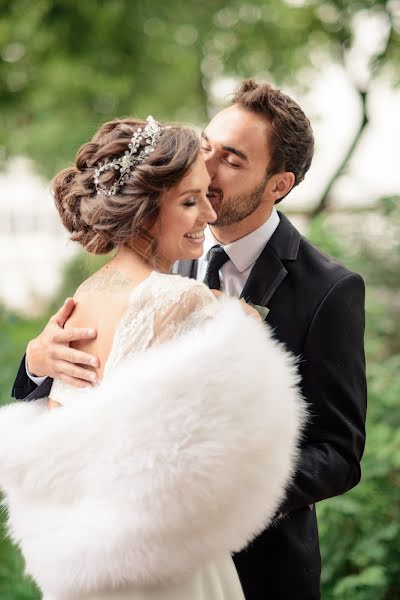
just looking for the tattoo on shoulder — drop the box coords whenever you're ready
[79,270,133,293]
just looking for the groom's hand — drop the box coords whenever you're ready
[26,298,99,387]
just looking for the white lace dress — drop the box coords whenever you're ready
[47,271,245,600]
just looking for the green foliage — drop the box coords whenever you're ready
[318,354,400,600]
[309,203,400,599]
[1,0,399,177]
[1,0,211,176]
[0,524,40,600]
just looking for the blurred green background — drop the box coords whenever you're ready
[1,1,399,598]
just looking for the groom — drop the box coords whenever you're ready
[12,79,367,600]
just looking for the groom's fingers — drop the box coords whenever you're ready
[27,302,98,379]
[53,327,97,344]
[54,360,99,385]
[52,346,99,369]
[51,298,76,328]
[56,372,95,389]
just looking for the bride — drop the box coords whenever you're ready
[0,116,306,600]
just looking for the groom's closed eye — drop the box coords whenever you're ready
[201,132,248,166]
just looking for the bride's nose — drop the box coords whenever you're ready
[203,199,217,224]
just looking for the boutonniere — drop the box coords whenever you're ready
[241,298,270,321]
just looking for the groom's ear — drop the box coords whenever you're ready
[270,172,295,203]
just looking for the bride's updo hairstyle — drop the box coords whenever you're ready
[53,118,200,254]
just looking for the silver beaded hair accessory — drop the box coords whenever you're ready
[94,116,162,197]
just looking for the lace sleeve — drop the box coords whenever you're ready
[104,275,219,374]
[153,281,219,345]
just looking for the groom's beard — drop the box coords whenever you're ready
[208,177,267,227]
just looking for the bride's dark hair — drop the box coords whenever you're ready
[53,118,200,255]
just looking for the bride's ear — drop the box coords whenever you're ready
[144,212,162,239]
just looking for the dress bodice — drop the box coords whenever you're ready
[50,271,218,407]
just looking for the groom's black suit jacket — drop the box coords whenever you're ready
[12,212,367,600]
[177,212,367,599]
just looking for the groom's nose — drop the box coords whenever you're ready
[204,151,218,180]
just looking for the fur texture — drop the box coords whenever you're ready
[0,300,306,599]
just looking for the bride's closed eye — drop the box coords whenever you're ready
[183,198,197,207]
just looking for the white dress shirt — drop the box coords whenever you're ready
[197,207,280,297]
[27,209,280,384]
[26,356,47,386]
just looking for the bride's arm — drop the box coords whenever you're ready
[151,281,219,344]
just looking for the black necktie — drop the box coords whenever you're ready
[203,245,229,290]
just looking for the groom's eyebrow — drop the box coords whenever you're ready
[201,132,248,162]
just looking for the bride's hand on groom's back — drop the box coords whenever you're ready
[26,298,99,387]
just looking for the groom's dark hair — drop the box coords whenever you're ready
[232,79,314,201]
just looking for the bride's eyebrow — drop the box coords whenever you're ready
[201,132,248,162]
[178,188,201,197]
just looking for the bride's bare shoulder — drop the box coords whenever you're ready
[67,267,144,331]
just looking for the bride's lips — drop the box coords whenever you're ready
[184,229,205,245]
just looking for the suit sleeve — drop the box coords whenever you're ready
[11,354,53,401]
[279,273,367,514]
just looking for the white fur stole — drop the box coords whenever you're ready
[0,300,306,598]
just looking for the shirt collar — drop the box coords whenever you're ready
[203,208,280,273]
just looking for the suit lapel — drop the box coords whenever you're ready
[240,246,288,306]
[240,212,301,307]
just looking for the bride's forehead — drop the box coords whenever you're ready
[162,159,210,203]
[179,156,209,186]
